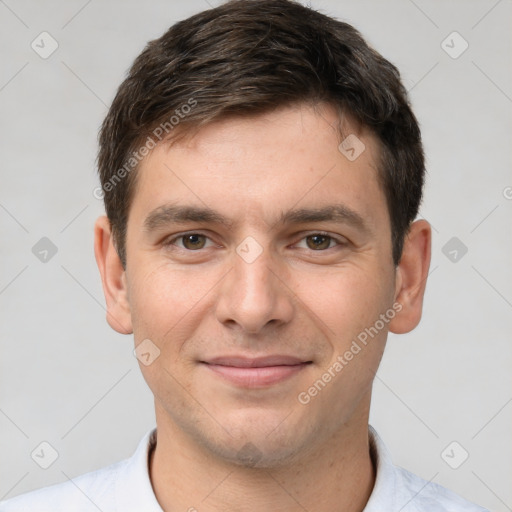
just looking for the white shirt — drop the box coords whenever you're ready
[0,426,488,511]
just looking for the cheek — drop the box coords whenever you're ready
[291,262,395,342]
[126,260,221,344]
[127,262,213,396]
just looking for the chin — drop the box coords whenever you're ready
[211,436,304,470]
[196,409,317,469]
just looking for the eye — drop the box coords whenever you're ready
[297,233,342,251]
[169,233,213,250]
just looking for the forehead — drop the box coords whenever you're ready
[130,103,388,232]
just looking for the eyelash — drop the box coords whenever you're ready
[163,231,346,251]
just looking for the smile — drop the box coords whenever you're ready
[200,356,312,388]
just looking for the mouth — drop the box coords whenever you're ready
[200,356,312,388]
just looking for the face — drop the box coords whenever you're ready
[99,103,420,468]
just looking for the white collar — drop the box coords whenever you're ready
[115,428,162,511]
[114,425,484,511]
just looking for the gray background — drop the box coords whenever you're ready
[0,0,510,510]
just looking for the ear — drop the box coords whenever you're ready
[94,216,133,334]
[389,219,431,334]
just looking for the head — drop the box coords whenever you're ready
[95,0,430,468]
[98,0,424,268]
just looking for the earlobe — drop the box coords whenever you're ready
[94,216,133,334]
[389,219,431,334]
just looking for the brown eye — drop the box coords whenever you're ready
[305,234,332,250]
[181,234,207,250]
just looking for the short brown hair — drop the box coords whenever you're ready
[98,0,424,266]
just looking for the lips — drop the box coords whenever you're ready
[205,355,308,367]
[201,355,311,388]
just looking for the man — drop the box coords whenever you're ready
[1,0,488,510]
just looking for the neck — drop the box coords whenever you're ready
[149,405,375,512]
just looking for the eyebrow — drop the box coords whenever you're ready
[143,203,370,234]
[278,205,370,234]
[143,204,234,231]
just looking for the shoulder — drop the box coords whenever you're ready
[366,426,489,512]
[394,465,490,512]
[0,459,126,512]
[0,428,158,512]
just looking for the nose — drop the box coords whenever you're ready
[214,245,294,334]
